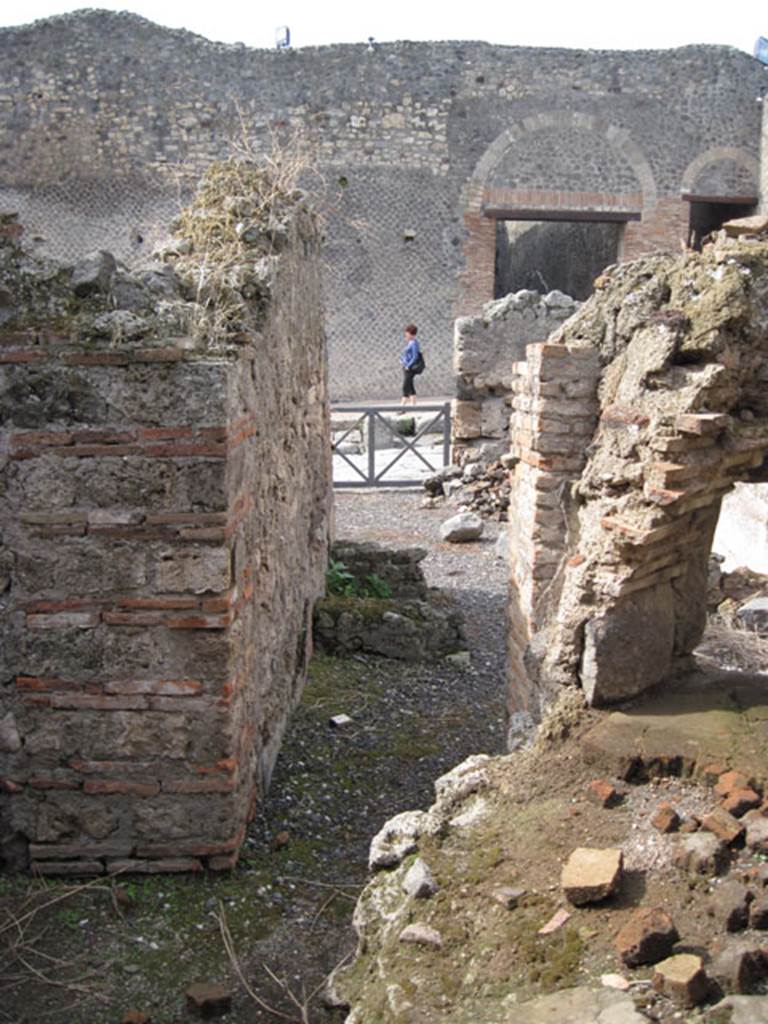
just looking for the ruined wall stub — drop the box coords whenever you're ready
[452,289,578,463]
[506,231,768,723]
[1,11,765,399]
[0,203,332,874]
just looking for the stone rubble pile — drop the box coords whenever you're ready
[424,452,516,521]
[708,556,768,633]
[331,743,768,1022]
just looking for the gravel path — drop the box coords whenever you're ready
[242,489,510,1019]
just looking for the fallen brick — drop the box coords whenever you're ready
[185,982,232,1019]
[702,806,745,845]
[709,937,768,995]
[651,801,681,834]
[715,771,754,799]
[615,907,680,967]
[587,779,623,808]
[710,880,753,932]
[722,788,762,818]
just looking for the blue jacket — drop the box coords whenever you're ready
[401,337,421,369]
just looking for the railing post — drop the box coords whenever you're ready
[367,411,376,485]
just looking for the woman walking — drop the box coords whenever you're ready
[399,323,423,407]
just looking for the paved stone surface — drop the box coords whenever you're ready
[581,672,768,786]
[507,986,646,1023]
[706,995,768,1022]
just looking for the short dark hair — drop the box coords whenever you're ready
[404,323,418,336]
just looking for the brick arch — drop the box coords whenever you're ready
[457,113,659,316]
[464,112,657,214]
[504,239,768,722]
[681,146,759,198]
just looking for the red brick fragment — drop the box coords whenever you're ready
[161,779,235,794]
[83,780,160,797]
[102,611,166,627]
[615,907,680,966]
[208,850,240,871]
[715,771,753,799]
[702,806,745,845]
[185,982,232,1018]
[586,779,623,808]
[651,801,681,834]
[166,614,231,630]
[722,788,762,818]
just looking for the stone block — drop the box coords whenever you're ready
[673,833,728,876]
[710,880,753,932]
[749,895,768,929]
[586,779,623,808]
[439,512,484,543]
[722,788,762,818]
[709,938,768,995]
[185,983,232,1019]
[398,923,442,948]
[614,907,679,967]
[402,858,439,899]
[745,813,768,852]
[580,584,675,705]
[561,847,623,905]
[652,954,709,1006]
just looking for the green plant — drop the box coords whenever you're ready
[325,561,393,599]
[362,573,392,599]
[326,559,358,597]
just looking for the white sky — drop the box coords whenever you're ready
[1,0,767,54]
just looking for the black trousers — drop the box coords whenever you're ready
[402,368,416,397]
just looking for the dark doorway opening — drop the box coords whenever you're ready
[685,195,757,251]
[494,220,621,301]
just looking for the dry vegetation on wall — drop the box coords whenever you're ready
[166,134,322,343]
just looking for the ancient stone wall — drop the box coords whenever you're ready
[506,230,768,723]
[0,206,332,874]
[0,11,765,399]
[452,289,578,463]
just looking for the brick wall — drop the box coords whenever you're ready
[0,216,332,875]
[452,291,579,464]
[505,238,768,722]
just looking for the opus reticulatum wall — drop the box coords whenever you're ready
[0,11,766,398]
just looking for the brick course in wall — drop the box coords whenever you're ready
[0,218,332,874]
